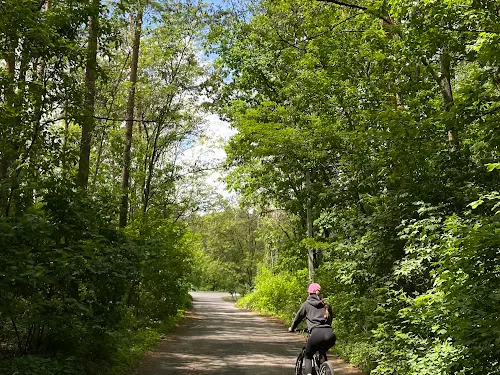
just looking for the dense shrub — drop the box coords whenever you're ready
[0,183,192,374]
[239,203,500,375]
[372,208,500,375]
[237,267,308,322]
[0,356,82,375]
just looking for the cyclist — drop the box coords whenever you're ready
[289,282,336,375]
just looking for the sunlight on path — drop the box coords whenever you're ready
[133,292,361,375]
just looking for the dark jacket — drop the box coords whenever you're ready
[291,294,333,332]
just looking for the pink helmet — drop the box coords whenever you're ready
[308,283,321,294]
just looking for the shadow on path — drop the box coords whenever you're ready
[133,292,362,375]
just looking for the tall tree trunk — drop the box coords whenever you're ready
[77,0,99,189]
[439,49,457,149]
[34,0,51,127]
[423,50,458,149]
[142,124,160,217]
[306,169,315,283]
[119,5,144,227]
[1,48,17,216]
[93,51,131,184]
[27,0,51,205]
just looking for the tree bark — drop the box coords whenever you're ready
[1,48,17,215]
[142,125,160,216]
[77,0,100,189]
[439,50,458,148]
[306,169,315,283]
[422,51,458,149]
[119,5,144,227]
[31,0,51,169]
[93,51,131,184]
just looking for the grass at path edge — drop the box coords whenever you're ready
[112,307,189,375]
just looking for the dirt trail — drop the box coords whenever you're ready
[133,292,362,375]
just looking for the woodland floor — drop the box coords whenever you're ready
[133,291,362,375]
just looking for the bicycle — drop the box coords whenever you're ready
[293,328,335,375]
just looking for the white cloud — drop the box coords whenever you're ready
[204,113,237,140]
[179,113,237,199]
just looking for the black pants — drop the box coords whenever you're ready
[304,327,336,374]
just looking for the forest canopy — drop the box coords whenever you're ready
[1,0,499,374]
[209,0,500,374]
[0,0,222,374]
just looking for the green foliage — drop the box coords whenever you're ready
[211,0,500,374]
[1,183,132,357]
[128,222,192,321]
[1,0,214,373]
[0,309,187,375]
[0,180,192,374]
[188,206,265,295]
[334,340,377,375]
[0,356,82,375]
[237,267,308,323]
[107,308,187,375]
[372,209,500,375]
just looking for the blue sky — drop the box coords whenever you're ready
[204,0,228,6]
[177,0,238,198]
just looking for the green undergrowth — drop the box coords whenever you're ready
[332,338,376,374]
[108,308,189,375]
[236,267,372,374]
[0,307,189,375]
[236,267,307,322]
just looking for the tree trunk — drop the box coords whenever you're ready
[119,5,144,227]
[306,169,315,283]
[77,0,99,189]
[93,51,131,184]
[1,48,17,216]
[29,0,51,173]
[142,123,160,217]
[423,50,458,149]
[439,49,458,149]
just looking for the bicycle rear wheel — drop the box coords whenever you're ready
[295,350,306,375]
[319,361,335,375]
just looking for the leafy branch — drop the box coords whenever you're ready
[316,0,393,24]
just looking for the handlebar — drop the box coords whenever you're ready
[292,328,309,334]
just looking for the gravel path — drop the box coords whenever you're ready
[133,292,362,375]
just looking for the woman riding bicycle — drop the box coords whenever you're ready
[289,283,336,375]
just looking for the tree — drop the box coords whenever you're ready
[77,0,100,189]
[120,1,145,227]
[212,0,500,373]
[189,206,265,294]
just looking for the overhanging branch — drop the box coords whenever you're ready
[42,115,160,126]
[316,0,392,24]
[317,0,367,12]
